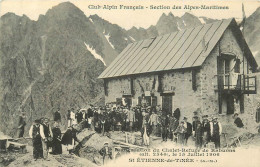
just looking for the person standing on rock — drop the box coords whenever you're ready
[29,119,43,161]
[40,118,53,160]
[71,109,77,125]
[210,117,222,148]
[67,109,72,127]
[87,105,94,130]
[53,108,61,123]
[17,111,26,138]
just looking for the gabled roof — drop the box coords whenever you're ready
[99,18,257,79]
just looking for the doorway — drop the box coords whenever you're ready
[162,95,172,114]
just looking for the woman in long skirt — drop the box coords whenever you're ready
[52,122,62,154]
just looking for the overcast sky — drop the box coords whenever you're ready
[0,0,260,30]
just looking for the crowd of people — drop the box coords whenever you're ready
[18,104,245,162]
[66,105,228,149]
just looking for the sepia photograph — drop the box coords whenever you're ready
[0,0,260,166]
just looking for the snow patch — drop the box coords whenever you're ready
[89,18,94,23]
[104,33,115,49]
[177,22,181,31]
[129,36,136,41]
[199,17,206,24]
[124,37,128,40]
[182,19,186,27]
[84,42,106,66]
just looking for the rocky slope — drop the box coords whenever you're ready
[243,7,260,65]
[0,2,107,135]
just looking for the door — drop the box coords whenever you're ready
[226,94,234,115]
[162,95,172,114]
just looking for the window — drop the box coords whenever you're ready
[104,79,108,96]
[130,77,134,95]
[158,74,163,92]
[151,96,157,107]
[192,70,197,91]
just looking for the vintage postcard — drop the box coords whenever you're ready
[0,0,260,166]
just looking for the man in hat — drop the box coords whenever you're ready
[183,117,192,145]
[202,115,211,147]
[159,112,169,142]
[169,115,179,142]
[17,111,26,138]
[40,118,53,160]
[29,119,43,161]
[99,142,112,165]
[135,107,143,132]
[53,108,61,123]
[210,117,222,148]
[233,113,244,128]
[192,116,200,136]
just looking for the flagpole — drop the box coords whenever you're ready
[242,3,245,91]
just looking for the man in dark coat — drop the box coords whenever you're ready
[17,112,26,138]
[53,108,61,123]
[233,113,244,128]
[67,110,72,127]
[183,117,192,145]
[192,116,200,135]
[52,122,62,155]
[160,112,169,141]
[135,108,143,131]
[210,117,222,148]
[29,119,43,161]
[40,118,53,160]
[76,110,83,124]
[169,115,179,141]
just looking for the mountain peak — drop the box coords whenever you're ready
[44,1,85,19]
[168,12,174,17]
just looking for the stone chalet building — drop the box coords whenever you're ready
[98,18,258,120]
